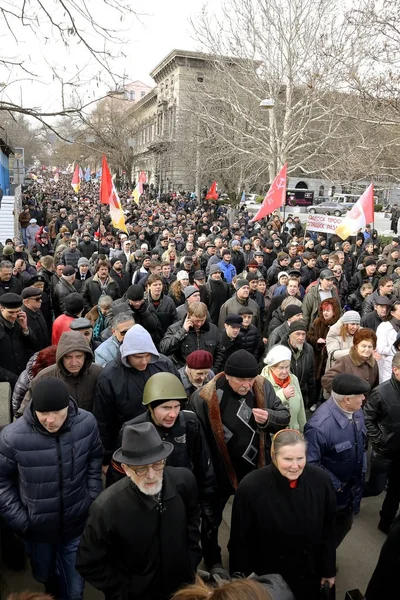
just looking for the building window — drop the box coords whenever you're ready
[129,91,135,101]
[197,76,204,83]
[141,91,145,97]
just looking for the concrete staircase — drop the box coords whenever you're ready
[0,195,16,244]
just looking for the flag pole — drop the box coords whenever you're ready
[98,194,101,253]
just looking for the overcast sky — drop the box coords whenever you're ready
[0,0,209,115]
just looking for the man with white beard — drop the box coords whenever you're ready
[281,320,317,409]
[76,422,201,600]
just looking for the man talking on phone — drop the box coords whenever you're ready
[0,293,38,392]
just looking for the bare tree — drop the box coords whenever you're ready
[0,0,138,130]
[189,0,376,187]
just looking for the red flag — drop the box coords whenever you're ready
[250,163,288,223]
[71,164,80,193]
[206,181,218,200]
[100,156,113,205]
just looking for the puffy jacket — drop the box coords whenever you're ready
[239,324,262,360]
[93,354,179,464]
[160,318,225,372]
[281,335,316,407]
[0,398,103,542]
[62,247,82,270]
[83,275,120,310]
[304,397,366,512]
[12,352,37,415]
[364,376,400,456]
[30,331,103,412]
[217,260,236,284]
[94,335,120,367]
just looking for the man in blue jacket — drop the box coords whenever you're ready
[0,377,103,600]
[304,373,369,548]
[217,249,236,284]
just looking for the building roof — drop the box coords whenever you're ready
[150,49,213,80]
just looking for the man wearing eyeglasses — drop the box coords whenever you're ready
[94,312,135,367]
[77,422,201,600]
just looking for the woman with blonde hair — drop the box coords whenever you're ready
[228,429,336,600]
[325,310,361,370]
[161,248,179,270]
[169,271,189,306]
[172,577,274,600]
[261,346,306,432]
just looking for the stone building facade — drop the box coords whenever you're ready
[128,49,211,192]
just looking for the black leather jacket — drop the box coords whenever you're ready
[364,376,400,456]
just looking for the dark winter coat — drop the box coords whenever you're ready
[145,293,179,344]
[0,398,103,542]
[349,268,380,295]
[365,513,400,600]
[190,374,290,493]
[79,239,97,259]
[304,397,366,512]
[364,375,400,456]
[230,250,245,274]
[53,277,79,317]
[205,278,230,325]
[360,311,384,332]
[0,276,22,297]
[281,335,317,407]
[108,410,216,504]
[62,247,82,270]
[76,467,202,600]
[0,314,38,388]
[83,275,121,310]
[22,305,51,352]
[307,299,341,380]
[160,319,225,372]
[228,464,336,600]
[93,354,179,463]
[110,269,131,296]
[30,331,103,412]
[112,297,160,339]
[239,324,262,360]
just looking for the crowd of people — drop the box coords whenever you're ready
[0,172,399,600]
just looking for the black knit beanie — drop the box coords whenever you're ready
[225,350,259,378]
[64,293,84,316]
[32,378,70,412]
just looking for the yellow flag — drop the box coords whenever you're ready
[131,183,140,205]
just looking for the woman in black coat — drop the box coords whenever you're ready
[228,429,337,600]
[365,513,400,599]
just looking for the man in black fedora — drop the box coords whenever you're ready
[76,422,202,600]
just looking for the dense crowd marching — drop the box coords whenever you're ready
[0,172,399,600]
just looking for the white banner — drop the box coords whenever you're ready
[306,213,343,234]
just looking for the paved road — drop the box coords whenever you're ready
[2,493,387,599]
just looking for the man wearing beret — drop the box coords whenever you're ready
[190,349,290,573]
[304,373,370,547]
[178,350,215,397]
[0,293,38,393]
[22,286,51,351]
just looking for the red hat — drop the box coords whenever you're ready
[186,350,213,370]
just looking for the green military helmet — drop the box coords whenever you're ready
[142,372,187,406]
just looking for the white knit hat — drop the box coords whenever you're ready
[264,345,292,366]
[177,270,189,281]
[341,310,361,324]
